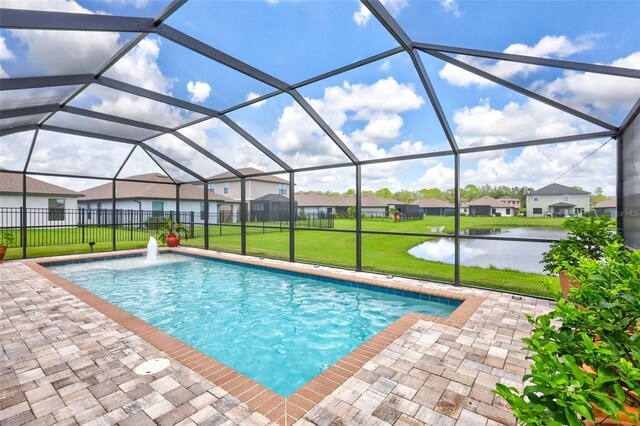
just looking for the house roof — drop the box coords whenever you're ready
[467,196,511,208]
[207,168,289,184]
[528,183,590,196]
[294,192,402,208]
[594,197,616,208]
[548,201,577,207]
[0,171,83,198]
[253,194,290,202]
[80,173,236,202]
[417,198,454,208]
[498,196,520,202]
[295,192,353,207]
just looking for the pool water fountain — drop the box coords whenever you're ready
[146,236,158,262]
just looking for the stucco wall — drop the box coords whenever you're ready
[526,194,590,217]
[622,114,639,249]
[0,195,79,226]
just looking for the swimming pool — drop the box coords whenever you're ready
[49,253,459,396]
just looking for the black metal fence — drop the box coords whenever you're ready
[0,207,335,249]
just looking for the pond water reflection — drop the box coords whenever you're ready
[409,227,566,274]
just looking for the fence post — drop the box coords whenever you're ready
[112,180,117,252]
[20,206,27,259]
[129,210,133,241]
[81,208,85,243]
[190,211,194,237]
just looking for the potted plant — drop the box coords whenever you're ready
[157,218,189,247]
[0,230,16,262]
[540,215,622,297]
[496,241,640,425]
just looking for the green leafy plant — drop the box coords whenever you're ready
[347,206,356,219]
[496,242,640,425]
[540,215,621,275]
[0,230,16,248]
[157,218,189,245]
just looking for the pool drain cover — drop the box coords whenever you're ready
[134,358,170,376]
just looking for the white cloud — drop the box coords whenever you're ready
[270,77,425,168]
[415,162,455,190]
[246,91,267,108]
[28,130,133,180]
[186,81,211,103]
[2,1,125,76]
[178,118,282,174]
[460,141,616,195]
[103,0,150,8]
[353,0,408,26]
[107,37,169,92]
[0,36,13,77]
[453,98,593,147]
[439,35,598,88]
[0,36,14,61]
[440,0,460,17]
[536,51,640,117]
[379,59,392,72]
[450,51,640,149]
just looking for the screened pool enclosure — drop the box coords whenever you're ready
[1,0,639,296]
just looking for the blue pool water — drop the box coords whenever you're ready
[49,254,458,396]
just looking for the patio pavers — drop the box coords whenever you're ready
[0,249,552,425]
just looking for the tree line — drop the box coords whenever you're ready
[321,184,534,205]
[321,185,610,208]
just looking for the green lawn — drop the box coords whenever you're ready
[2,216,562,298]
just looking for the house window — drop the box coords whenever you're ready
[48,199,65,221]
[533,208,543,214]
[208,183,216,192]
[563,195,569,201]
[223,183,229,194]
[279,184,287,196]
[152,201,164,217]
[506,208,511,215]
[533,196,539,202]
[200,201,206,220]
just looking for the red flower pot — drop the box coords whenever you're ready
[166,234,180,247]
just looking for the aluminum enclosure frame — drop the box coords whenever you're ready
[0,0,637,290]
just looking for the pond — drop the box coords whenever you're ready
[408,227,566,274]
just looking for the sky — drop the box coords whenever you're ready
[0,0,639,196]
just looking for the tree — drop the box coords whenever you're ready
[590,186,607,207]
[417,188,449,201]
[375,188,394,199]
[393,190,417,203]
[343,188,355,195]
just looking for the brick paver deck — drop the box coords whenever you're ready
[0,248,553,425]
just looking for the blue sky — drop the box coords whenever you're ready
[0,0,638,196]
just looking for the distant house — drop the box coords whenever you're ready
[207,167,289,212]
[526,183,590,217]
[295,192,352,216]
[78,173,238,224]
[417,198,455,216]
[464,196,514,217]
[593,197,617,217]
[498,196,521,210]
[295,192,419,218]
[0,171,83,226]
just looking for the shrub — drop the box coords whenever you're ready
[496,242,640,425]
[540,215,621,275]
